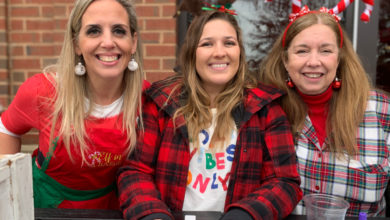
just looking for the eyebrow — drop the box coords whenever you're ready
[199,36,237,42]
[84,23,129,29]
[293,43,336,48]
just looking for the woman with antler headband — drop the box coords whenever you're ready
[117,6,302,220]
[258,4,390,217]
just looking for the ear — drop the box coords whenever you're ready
[282,55,288,71]
[131,32,138,54]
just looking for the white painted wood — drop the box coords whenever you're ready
[0,153,34,220]
[0,166,14,219]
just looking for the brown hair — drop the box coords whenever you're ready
[258,12,371,155]
[168,10,256,150]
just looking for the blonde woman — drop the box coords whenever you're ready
[259,7,390,216]
[0,0,147,209]
[118,10,302,220]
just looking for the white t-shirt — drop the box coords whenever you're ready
[182,109,238,212]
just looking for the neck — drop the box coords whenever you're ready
[297,86,333,146]
[203,85,223,108]
[297,86,333,105]
[87,76,123,105]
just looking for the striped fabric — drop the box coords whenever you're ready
[293,90,390,216]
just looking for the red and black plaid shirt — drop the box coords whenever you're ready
[117,80,302,220]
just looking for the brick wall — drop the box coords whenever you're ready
[0,0,177,145]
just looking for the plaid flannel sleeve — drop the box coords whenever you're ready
[117,98,173,220]
[227,102,302,220]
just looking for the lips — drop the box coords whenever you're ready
[97,55,120,62]
[303,72,323,78]
[210,63,228,70]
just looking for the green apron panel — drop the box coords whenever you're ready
[32,137,115,208]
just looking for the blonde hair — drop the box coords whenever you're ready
[45,0,144,163]
[167,11,257,150]
[258,12,371,155]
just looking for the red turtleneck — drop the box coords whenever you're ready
[297,86,333,146]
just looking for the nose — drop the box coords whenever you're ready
[306,52,321,67]
[100,32,115,49]
[213,42,226,57]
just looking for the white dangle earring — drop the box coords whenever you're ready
[74,56,86,76]
[128,54,138,71]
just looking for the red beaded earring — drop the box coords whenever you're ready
[286,77,294,88]
[332,77,341,89]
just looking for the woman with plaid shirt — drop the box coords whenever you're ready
[259,8,390,217]
[117,10,302,220]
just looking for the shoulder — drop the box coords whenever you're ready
[145,76,182,105]
[366,90,390,127]
[239,83,286,118]
[367,90,390,113]
[142,80,151,91]
[246,83,285,103]
[16,73,56,99]
[23,73,54,87]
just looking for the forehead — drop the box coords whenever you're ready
[82,0,129,25]
[291,23,337,46]
[200,19,237,38]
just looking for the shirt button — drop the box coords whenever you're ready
[315,185,320,191]
[318,153,322,158]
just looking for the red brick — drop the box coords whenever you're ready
[54,5,67,16]
[146,72,174,83]
[42,6,55,17]
[0,97,8,108]
[146,45,175,56]
[55,19,68,29]
[11,46,24,56]
[145,0,175,3]
[163,58,176,70]
[53,0,74,3]
[42,32,65,42]
[136,5,159,17]
[21,132,39,145]
[137,18,145,31]
[0,6,6,17]
[143,58,160,70]
[12,59,40,69]
[141,32,160,43]
[27,45,58,56]
[10,32,40,42]
[163,32,176,44]
[11,6,39,17]
[2,0,178,108]
[0,71,8,80]
[145,19,175,30]
[10,20,23,30]
[0,18,6,29]
[162,5,176,17]
[0,45,6,56]
[9,0,23,4]
[28,72,41,78]
[26,20,55,30]
[25,0,53,3]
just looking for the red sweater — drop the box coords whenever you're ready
[297,86,333,146]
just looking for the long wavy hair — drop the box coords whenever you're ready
[258,12,371,155]
[44,0,145,163]
[167,11,257,150]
